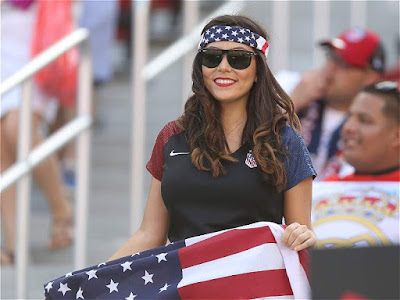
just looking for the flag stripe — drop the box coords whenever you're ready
[178,269,293,299]
[179,226,276,268]
[178,243,284,288]
[298,248,310,280]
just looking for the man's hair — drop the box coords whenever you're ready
[362,81,399,125]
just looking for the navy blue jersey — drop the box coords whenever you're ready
[147,121,316,241]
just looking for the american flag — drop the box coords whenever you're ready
[44,222,310,299]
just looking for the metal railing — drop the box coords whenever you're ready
[0,28,92,298]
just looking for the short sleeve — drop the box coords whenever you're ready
[146,121,181,181]
[281,125,317,191]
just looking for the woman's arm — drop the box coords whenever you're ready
[108,177,170,261]
[282,176,316,251]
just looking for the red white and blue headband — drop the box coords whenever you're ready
[198,25,270,57]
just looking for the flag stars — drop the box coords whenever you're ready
[245,36,251,41]
[231,30,238,36]
[126,292,137,300]
[45,281,53,293]
[65,272,73,277]
[251,33,256,40]
[239,28,246,34]
[238,37,244,43]
[222,33,229,39]
[156,253,168,263]
[76,287,84,299]
[121,261,133,272]
[131,252,140,257]
[216,28,222,34]
[205,29,210,35]
[106,279,119,293]
[210,33,215,38]
[225,26,232,30]
[159,283,171,293]
[250,43,255,47]
[86,269,98,280]
[215,37,221,42]
[142,270,154,285]
[97,262,106,267]
[58,282,71,296]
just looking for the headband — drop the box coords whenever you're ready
[198,25,269,57]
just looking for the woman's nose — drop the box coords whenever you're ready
[217,54,232,71]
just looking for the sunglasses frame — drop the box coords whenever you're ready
[198,48,257,70]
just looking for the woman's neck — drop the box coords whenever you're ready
[220,101,247,130]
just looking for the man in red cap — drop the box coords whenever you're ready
[285,28,385,179]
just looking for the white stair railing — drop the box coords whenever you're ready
[0,28,92,299]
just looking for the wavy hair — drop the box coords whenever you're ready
[177,15,300,192]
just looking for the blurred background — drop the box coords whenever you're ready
[1,0,399,298]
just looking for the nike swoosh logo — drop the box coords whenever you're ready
[170,150,190,157]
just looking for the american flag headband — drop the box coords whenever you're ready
[198,25,269,57]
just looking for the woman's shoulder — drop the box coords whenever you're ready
[280,124,302,145]
[158,120,184,139]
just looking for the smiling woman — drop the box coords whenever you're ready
[108,15,318,263]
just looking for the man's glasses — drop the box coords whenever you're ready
[364,81,400,98]
[198,48,257,70]
[374,81,399,92]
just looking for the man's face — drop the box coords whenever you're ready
[341,92,398,173]
[321,50,377,108]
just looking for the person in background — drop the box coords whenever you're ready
[1,0,73,264]
[325,81,399,182]
[277,28,386,179]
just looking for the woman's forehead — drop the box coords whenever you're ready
[205,41,254,52]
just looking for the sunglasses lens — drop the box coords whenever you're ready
[227,51,252,70]
[200,49,254,69]
[202,50,223,68]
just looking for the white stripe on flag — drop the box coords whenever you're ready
[178,243,284,288]
[269,224,310,300]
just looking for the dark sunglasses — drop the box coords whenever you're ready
[198,48,257,70]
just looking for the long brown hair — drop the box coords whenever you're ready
[178,15,300,192]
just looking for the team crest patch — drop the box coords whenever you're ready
[245,150,257,168]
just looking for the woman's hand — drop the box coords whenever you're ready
[282,222,316,251]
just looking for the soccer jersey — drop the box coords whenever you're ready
[147,121,316,241]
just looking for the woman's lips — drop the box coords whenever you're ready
[214,78,236,87]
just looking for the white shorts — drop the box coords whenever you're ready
[1,3,58,122]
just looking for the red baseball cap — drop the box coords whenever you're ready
[319,28,385,73]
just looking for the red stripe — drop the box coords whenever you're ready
[178,269,293,299]
[179,226,276,269]
[262,41,269,54]
[298,249,310,280]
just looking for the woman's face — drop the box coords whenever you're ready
[201,41,257,106]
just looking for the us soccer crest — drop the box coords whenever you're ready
[245,150,257,168]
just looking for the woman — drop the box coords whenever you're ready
[110,15,316,261]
